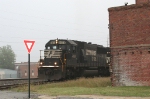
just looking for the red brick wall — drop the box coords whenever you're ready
[136,0,150,4]
[109,4,150,47]
[15,62,38,78]
[108,3,150,86]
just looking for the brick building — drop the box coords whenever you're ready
[15,62,38,78]
[136,0,150,4]
[108,0,150,86]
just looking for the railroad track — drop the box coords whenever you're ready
[0,78,47,90]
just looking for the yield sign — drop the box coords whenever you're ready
[24,40,35,53]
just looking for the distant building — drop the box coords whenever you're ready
[15,62,38,78]
[0,69,17,79]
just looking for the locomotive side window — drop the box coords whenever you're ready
[59,45,66,49]
[45,46,50,49]
[73,46,76,53]
[52,45,57,49]
[67,45,71,50]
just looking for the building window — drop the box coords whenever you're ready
[125,52,126,55]
[32,70,34,76]
[19,73,20,78]
[117,53,119,55]
[25,70,27,76]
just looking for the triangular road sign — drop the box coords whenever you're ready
[24,40,35,53]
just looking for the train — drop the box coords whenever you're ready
[38,38,110,81]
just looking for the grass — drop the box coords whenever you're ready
[12,77,150,97]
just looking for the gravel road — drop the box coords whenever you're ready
[0,91,39,99]
[1,91,150,99]
[39,95,150,99]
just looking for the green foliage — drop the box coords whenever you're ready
[0,45,16,69]
[44,77,111,88]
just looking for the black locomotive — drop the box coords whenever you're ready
[38,38,110,81]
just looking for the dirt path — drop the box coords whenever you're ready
[38,95,150,99]
[0,91,149,99]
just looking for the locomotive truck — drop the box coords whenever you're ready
[38,38,110,81]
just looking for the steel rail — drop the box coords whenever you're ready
[0,78,47,90]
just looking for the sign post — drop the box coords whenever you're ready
[24,40,35,99]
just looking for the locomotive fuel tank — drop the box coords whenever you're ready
[82,70,98,77]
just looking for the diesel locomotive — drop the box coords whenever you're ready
[38,38,110,81]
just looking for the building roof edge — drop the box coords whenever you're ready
[108,3,150,12]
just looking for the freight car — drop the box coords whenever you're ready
[38,38,110,81]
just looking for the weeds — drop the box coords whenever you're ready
[12,77,150,97]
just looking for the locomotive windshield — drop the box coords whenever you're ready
[45,45,68,50]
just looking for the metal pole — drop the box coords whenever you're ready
[40,50,43,60]
[28,53,30,99]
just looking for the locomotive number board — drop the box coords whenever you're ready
[50,41,66,44]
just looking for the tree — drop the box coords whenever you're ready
[0,45,16,69]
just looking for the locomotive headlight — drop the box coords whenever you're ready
[40,62,43,65]
[107,52,110,54]
[54,62,57,65]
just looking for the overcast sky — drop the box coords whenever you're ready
[0,0,135,63]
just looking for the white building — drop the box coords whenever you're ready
[0,69,17,79]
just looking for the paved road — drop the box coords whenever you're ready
[0,91,94,99]
[39,95,150,99]
[0,91,38,99]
